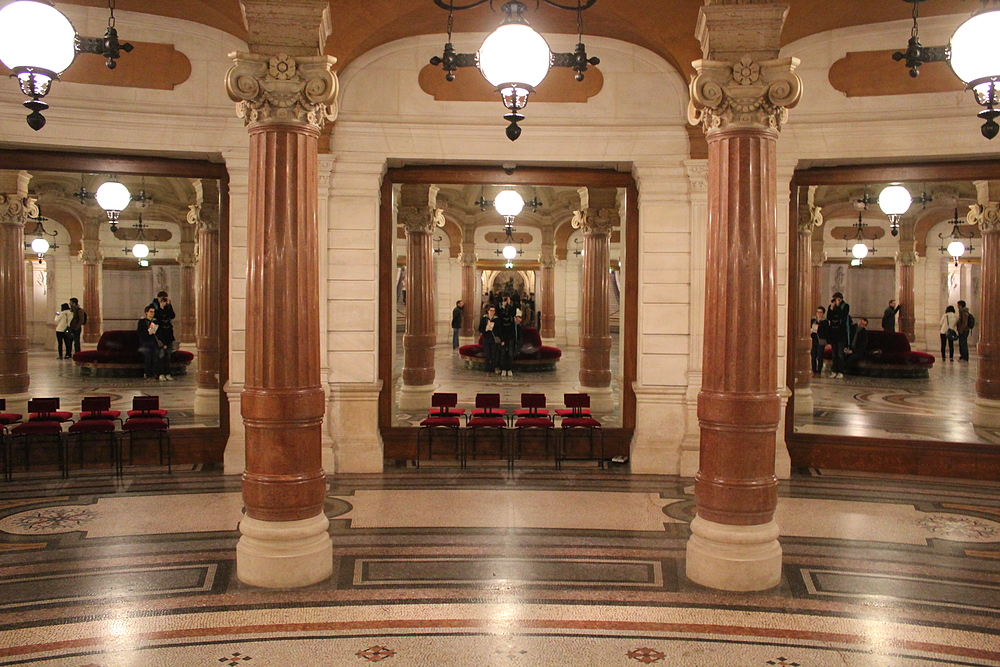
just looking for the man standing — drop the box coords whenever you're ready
[882,299,901,333]
[149,291,176,380]
[844,317,869,370]
[826,292,851,379]
[137,305,167,381]
[68,297,87,355]
[451,299,464,350]
[957,299,972,361]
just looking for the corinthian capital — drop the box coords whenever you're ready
[79,247,103,265]
[227,52,339,131]
[0,193,37,225]
[398,207,438,234]
[897,251,919,267]
[459,251,478,267]
[688,56,801,134]
[968,202,1000,233]
[575,208,618,236]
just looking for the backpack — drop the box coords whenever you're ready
[967,313,976,330]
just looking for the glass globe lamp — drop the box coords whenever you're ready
[949,10,1000,139]
[95,179,131,229]
[494,190,525,218]
[502,244,518,260]
[947,240,966,259]
[132,243,150,259]
[850,258,862,267]
[878,185,911,236]
[30,237,49,255]
[852,243,869,259]
[139,258,149,267]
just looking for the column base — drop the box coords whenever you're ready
[685,515,782,591]
[193,387,220,416]
[973,396,1000,428]
[398,383,436,412]
[577,385,614,413]
[792,388,813,416]
[237,513,333,588]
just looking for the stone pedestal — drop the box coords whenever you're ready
[685,2,801,592]
[0,170,34,395]
[227,44,338,588]
[970,188,1000,428]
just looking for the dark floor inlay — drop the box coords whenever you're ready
[627,647,666,663]
[356,646,396,662]
[801,567,1000,612]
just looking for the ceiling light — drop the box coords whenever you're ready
[23,206,58,263]
[939,207,975,265]
[494,189,525,219]
[95,177,131,231]
[877,184,911,236]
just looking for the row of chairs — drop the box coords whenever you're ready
[418,392,604,470]
[0,396,171,479]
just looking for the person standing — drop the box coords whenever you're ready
[940,305,958,361]
[478,306,500,374]
[54,303,72,360]
[68,297,87,354]
[826,292,851,379]
[148,291,176,380]
[844,317,869,370]
[957,299,972,361]
[451,299,464,350]
[137,306,167,381]
[496,296,516,377]
[810,306,827,375]
[882,299,901,333]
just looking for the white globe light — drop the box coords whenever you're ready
[30,237,49,254]
[95,180,131,212]
[852,243,869,259]
[949,10,1000,88]
[478,23,551,88]
[878,185,912,216]
[0,1,77,75]
[494,190,524,217]
[502,244,517,260]
[132,243,149,259]
[948,240,967,258]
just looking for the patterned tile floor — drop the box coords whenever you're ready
[1,466,999,665]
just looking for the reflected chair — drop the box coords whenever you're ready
[9,399,67,479]
[0,399,22,428]
[557,393,604,469]
[127,395,169,424]
[70,397,121,475]
[79,396,122,425]
[465,393,508,468]
[26,397,73,424]
[513,393,554,467]
[416,393,462,468]
[123,396,170,472]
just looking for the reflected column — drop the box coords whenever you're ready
[460,223,477,339]
[897,243,917,342]
[80,218,103,344]
[576,187,616,412]
[398,184,440,412]
[793,192,822,415]
[540,228,556,339]
[194,180,221,417]
[178,224,198,345]
[971,181,1000,427]
[227,47,338,588]
[0,170,34,395]
[685,1,802,592]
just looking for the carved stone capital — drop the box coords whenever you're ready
[227,52,339,132]
[459,251,478,267]
[811,252,827,268]
[398,206,438,234]
[684,160,709,193]
[897,251,919,268]
[577,208,618,236]
[79,247,103,265]
[0,193,37,225]
[688,56,801,134]
[540,252,557,269]
[178,248,198,268]
[798,204,822,234]
[968,202,1000,233]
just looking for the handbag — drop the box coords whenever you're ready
[947,328,959,342]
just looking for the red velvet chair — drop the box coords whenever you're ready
[79,396,122,424]
[123,396,170,472]
[9,399,67,479]
[465,393,508,468]
[0,398,22,428]
[417,393,462,467]
[513,393,554,466]
[558,393,604,469]
[127,395,169,424]
[27,397,73,424]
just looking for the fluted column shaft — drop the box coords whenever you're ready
[577,196,614,388]
[540,248,556,339]
[178,237,198,344]
[196,182,221,395]
[399,185,439,388]
[459,242,477,337]
[897,246,917,341]
[81,218,103,344]
[970,188,1000,416]
[794,198,817,407]
[811,242,825,315]
[0,171,34,394]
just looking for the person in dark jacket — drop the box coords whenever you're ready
[882,299,901,332]
[495,298,517,377]
[844,317,869,370]
[451,299,464,349]
[478,306,500,374]
[826,292,851,378]
[137,306,168,380]
[810,306,827,375]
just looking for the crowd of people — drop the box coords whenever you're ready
[477,295,524,377]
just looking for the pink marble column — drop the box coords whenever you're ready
[80,218,103,344]
[576,188,616,406]
[970,183,1000,427]
[793,193,822,415]
[397,184,439,410]
[0,170,34,395]
[460,226,477,338]
[686,1,802,592]
[194,180,221,416]
[811,241,825,316]
[227,44,338,588]
[897,244,917,342]
[177,224,197,344]
[539,248,556,339]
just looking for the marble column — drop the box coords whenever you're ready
[897,245,917,342]
[226,42,339,588]
[539,244,557,340]
[811,243,825,317]
[970,181,1000,427]
[0,170,35,395]
[193,180,221,417]
[459,225,477,338]
[398,184,441,411]
[80,218,103,344]
[575,188,616,413]
[178,224,198,345]
[685,2,802,592]
[793,191,822,415]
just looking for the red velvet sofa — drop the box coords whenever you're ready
[825,330,934,378]
[73,330,194,377]
[459,326,561,372]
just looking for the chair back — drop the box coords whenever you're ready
[521,393,546,410]
[476,393,501,410]
[82,396,112,412]
[0,398,5,410]
[132,395,160,412]
[431,393,458,408]
[29,397,59,414]
[564,393,590,414]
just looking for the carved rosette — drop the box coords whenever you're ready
[227,52,339,132]
[398,207,438,235]
[688,56,802,134]
[969,202,1000,233]
[897,251,919,268]
[0,193,38,225]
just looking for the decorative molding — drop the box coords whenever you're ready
[459,251,478,267]
[178,248,198,268]
[684,160,709,193]
[398,206,437,234]
[688,56,801,134]
[227,52,339,131]
[968,202,1000,233]
[897,251,919,267]
[581,208,618,236]
[0,193,37,225]
[79,248,103,265]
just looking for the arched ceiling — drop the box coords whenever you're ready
[54,0,977,79]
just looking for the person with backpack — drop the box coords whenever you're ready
[957,300,975,362]
[68,297,87,354]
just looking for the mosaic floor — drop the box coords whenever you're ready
[1,467,998,666]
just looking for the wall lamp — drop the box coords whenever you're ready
[24,207,58,263]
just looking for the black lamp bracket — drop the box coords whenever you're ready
[892,0,950,77]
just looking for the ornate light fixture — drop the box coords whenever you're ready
[430,0,599,140]
[894,0,1000,138]
[24,207,58,263]
[843,211,880,264]
[95,177,131,231]
[938,207,976,265]
[878,184,911,236]
[121,214,158,264]
[0,0,132,130]
[495,224,523,261]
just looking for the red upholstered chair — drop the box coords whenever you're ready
[416,393,462,467]
[558,393,604,469]
[27,397,73,424]
[513,393,554,465]
[123,396,170,472]
[9,399,67,479]
[79,396,122,424]
[0,398,22,428]
[465,393,508,467]
[127,395,169,424]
